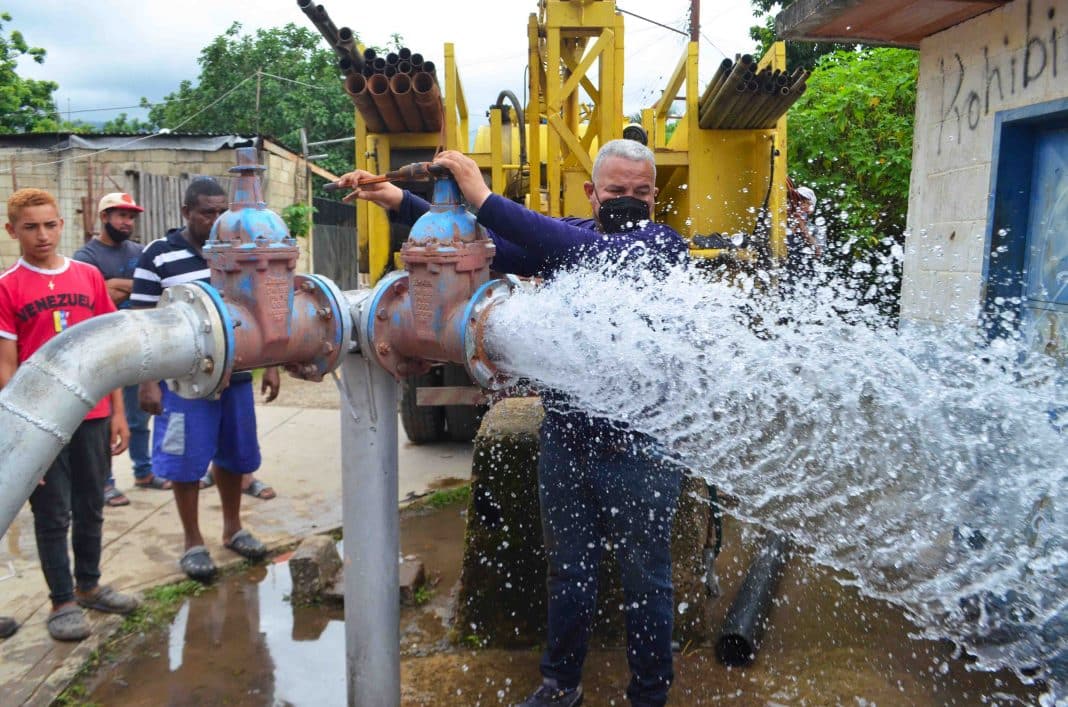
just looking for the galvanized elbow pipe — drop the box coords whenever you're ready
[0,284,226,538]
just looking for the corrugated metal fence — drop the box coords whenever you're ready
[312,197,359,290]
[136,173,193,242]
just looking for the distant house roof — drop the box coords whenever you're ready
[776,0,1011,48]
[0,132,339,182]
[0,133,258,152]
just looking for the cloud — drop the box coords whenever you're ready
[8,0,759,126]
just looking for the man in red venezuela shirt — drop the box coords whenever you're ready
[0,188,139,642]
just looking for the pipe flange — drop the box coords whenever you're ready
[358,270,410,376]
[293,273,354,379]
[157,282,233,399]
[461,275,525,390]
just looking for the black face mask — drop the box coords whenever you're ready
[104,221,131,244]
[596,196,650,234]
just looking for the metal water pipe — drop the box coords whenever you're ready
[0,285,227,536]
[0,150,529,707]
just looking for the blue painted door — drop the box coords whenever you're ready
[1022,127,1068,361]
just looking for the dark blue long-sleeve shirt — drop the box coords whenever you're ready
[392,190,688,455]
[393,191,689,277]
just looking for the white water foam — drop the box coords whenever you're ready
[483,251,1068,704]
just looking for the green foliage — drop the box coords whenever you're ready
[412,584,434,606]
[147,22,357,176]
[128,580,206,631]
[0,12,65,133]
[282,202,316,238]
[100,111,155,134]
[788,48,917,253]
[423,484,471,510]
[462,633,486,649]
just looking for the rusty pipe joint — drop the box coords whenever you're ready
[178,147,351,398]
[354,172,517,389]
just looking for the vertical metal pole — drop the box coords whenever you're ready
[339,351,400,707]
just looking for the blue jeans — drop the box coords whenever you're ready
[106,385,151,486]
[29,418,109,606]
[123,384,152,481]
[537,422,681,706]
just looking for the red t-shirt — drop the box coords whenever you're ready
[0,257,118,420]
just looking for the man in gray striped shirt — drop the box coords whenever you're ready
[131,177,279,581]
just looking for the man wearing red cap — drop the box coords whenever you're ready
[74,193,169,506]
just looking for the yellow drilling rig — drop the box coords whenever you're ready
[300,0,804,443]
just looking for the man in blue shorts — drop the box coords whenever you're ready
[131,177,280,581]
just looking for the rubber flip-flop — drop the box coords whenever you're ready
[224,529,268,561]
[47,605,90,642]
[104,486,130,507]
[180,545,217,582]
[134,476,172,490]
[76,585,140,615]
[0,616,17,639]
[242,479,276,500]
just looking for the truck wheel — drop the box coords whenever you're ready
[400,370,445,444]
[443,364,487,443]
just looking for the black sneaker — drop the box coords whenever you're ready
[517,680,583,707]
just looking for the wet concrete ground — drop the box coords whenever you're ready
[85,505,1046,706]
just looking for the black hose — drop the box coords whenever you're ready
[716,532,788,667]
[493,90,527,169]
[748,137,779,268]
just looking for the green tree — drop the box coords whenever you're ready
[749,0,847,69]
[148,22,358,177]
[0,12,65,132]
[100,111,155,134]
[789,47,916,251]
[787,48,917,316]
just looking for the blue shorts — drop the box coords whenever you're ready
[152,379,261,482]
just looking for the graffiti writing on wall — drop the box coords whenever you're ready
[938,0,1067,153]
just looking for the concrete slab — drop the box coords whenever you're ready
[0,403,473,706]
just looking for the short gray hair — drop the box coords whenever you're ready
[592,138,656,184]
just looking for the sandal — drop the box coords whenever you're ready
[104,486,130,507]
[76,585,140,615]
[224,529,267,561]
[47,605,90,642]
[180,545,217,582]
[243,478,276,500]
[134,475,172,490]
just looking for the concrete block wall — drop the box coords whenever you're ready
[0,144,310,273]
[904,0,1068,324]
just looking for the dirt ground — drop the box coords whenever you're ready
[266,372,342,409]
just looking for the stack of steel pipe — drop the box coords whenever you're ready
[295,0,442,134]
[698,55,810,130]
[345,46,442,134]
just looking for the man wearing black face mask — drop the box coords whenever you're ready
[339,139,687,707]
[74,193,166,504]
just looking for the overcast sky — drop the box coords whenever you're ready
[10,0,761,140]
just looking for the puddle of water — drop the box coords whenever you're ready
[87,507,1044,705]
[87,508,466,706]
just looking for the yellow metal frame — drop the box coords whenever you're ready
[527,0,623,217]
[354,6,790,284]
[642,41,789,262]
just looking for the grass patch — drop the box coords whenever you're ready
[423,484,471,510]
[412,584,434,606]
